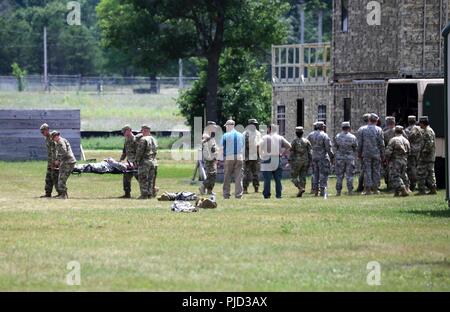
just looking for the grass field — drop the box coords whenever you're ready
[81,136,179,150]
[0,150,449,291]
[0,90,186,132]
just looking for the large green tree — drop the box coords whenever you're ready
[97,0,288,122]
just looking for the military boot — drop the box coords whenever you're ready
[40,193,52,198]
[297,188,304,198]
[399,187,409,197]
[336,191,341,197]
[118,192,131,199]
[243,188,249,194]
[362,188,372,196]
[254,186,259,193]
[347,190,354,196]
[138,195,149,200]
[428,187,438,195]
[55,192,68,199]
[394,190,400,197]
[415,189,428,196]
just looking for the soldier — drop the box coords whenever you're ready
[135,125,158,199]
[356,113,371,192]
[405,116,423,191]
[118,125,139,198]
[416,116,437,195]
[289,126,312,197]
[385,126,410,197]
[39,123,58,198]
[243,119,262,194]
[334,122,358,196]
[383,117,407,191]
[199,121,219,195]
[51,131,76,199]
[309,122,334,196]
[307,122,319,194]
[357,113,385,195]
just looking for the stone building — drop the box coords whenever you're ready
[272,0,449,142]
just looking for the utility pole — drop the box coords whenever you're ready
[178,58,184,89]
[43,26,49,91]
[298,3,305,44]
[318,10,323,43]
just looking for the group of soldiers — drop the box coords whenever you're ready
[40,123,158,200]
[200,113,437,198]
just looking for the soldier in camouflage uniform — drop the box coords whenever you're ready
[51,131,76,199]
[356,114,370,192]
[39,123,59,198]
[416,116,437,195]
[307,122,319,194]
[199,121,219,195]
[118,125,139,198]
[385,126,410,197]
[289,126,312,197]
[334,122,358,196]
[405,116,423,191]
[135,125,158,199]
[383,117,396,190]
[309,122,334,196]
[357,113,385,195]
[243,119,262,194]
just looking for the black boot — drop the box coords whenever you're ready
[119,192,131,199]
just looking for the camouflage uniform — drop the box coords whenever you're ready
[55,137,76,195]
[289,136,312,193]
[44,135,59,196]
[357,121,385,193]
[385,133,410,194]
[383,123,407,190]
[119,133,140,195]
[202,136,219,193]
[136,134,158,198]
[309,127,333,194]
[405,123,423,191]
[243,126,262,192]
[417,125,436,193]
[334,129,357,194]
[355,119,369,192]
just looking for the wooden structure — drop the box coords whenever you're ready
[0,109,81,161]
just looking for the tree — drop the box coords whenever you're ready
[97,0,289,122]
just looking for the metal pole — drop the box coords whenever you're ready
[318,10,323,43]
[43,26,48,91]
[178,58,184,89]
[298,4,305,44]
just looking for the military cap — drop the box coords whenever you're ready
[363,113,371,122]
[295,126,304,131]
[248,119,259,125]
[121,124,132,133]
[50,130,60,138]
[224,119,235,126]
[313,121,318,126]
[408,115,417,122]
[369,113,379,121]
[40,123,49,131]
[395,125,404,132]
[207,121,216,126]
[385,116,395,123]
[419,116,429,123]
[342,121,351,128]
[141,124,151,130]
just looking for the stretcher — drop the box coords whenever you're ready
[72,157,136,174]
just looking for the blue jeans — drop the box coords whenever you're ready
[262,167,283,199]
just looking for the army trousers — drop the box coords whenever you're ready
[57,162,75,193]
[335,159,355,192]
[407,154,418,189]
[290,160,309,190]
[311,158,330,192]
[45,167,59,195]
[388,159,409,191]
[243,160,260,190]
[202,160,217,191]
[362,156,381,190]
[138,160,156,197]
[123,172,139,194]
[417,161,436,192]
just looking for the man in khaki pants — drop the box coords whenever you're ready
[221,119,245,199]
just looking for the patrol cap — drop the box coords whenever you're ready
[408,115,417,122]
[207,121,216,126]
[40,123,49,131]
[50,130,60,138]
[121,124,132,133]
[342,122,351,128]
[295,126,304,131]
[141,124,151,130]
[363,113,371,122]
[248,119,259,125]
[419,116,429,123]
[395,125,404,132]
[369,113,379,121]
[385,116,395,123]
[224,119,235,127]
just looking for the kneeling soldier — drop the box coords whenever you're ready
[135,125,158,199]
[51,131,76,199]
[385,126,410,197]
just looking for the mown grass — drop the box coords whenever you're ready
[0,90,187,131]
[0,150,449,291]
[81,136,179,150]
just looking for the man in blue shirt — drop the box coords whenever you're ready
[221,119,245,199]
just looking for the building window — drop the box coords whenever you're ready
[318,105,327,124]
[344,98,351,122]
[342,0,349,32]
[277,105,286,135]
[297,99,304,127]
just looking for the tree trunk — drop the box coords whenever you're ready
[205,51,220,123]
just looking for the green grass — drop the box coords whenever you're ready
[0,150,449,291]
[81,136,179,150]
[0,90,187,131]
